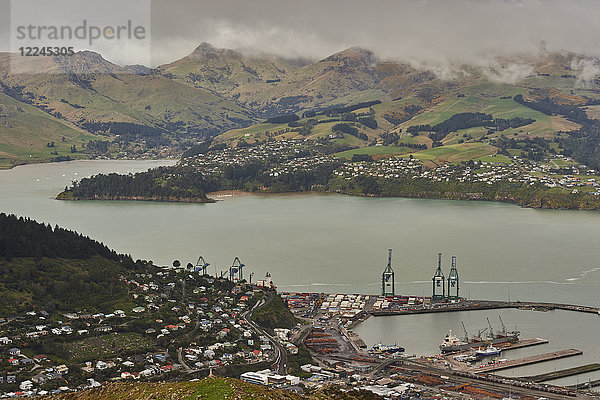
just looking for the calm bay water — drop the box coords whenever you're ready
[2,160,600,385]
[1,160,599,305]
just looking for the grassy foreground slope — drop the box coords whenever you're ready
[42,378,382,400]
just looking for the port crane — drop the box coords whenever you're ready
[486,317,494,339]
[230,257,245,282]
[447,255,459,299]
[195,256,210,275]
[498,316,507,335]
[432,253,445,301]
[461,321,469,343]
[381,249,395,296]
[475,327,487,341]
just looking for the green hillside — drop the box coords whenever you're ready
[158,42,306,110]
[0,256,132,314]
[214,85,592,167]
[0,51,258,168]
[0,93,97,168]
[2,45,600,169]
[43,378,382,400]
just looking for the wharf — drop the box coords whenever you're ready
[371,300,511,316]
[568,378,600,390]
[471,349,583,374]
[496,337,549,351]
[450,337,548,355]
[518,363,600,383]
[370,300,600,317]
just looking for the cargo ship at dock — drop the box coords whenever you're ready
[440,317,520,354]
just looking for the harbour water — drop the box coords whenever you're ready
[352,308,600,386]
[1,159,600,385]
[1,160,600,306]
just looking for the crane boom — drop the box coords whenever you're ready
[477,327,487,339]
[486,317,494,338]
[498,316,507,334]
[461,321,469,342]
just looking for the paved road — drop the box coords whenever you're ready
[244,293,288,375]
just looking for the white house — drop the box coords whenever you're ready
[0,337,12,345]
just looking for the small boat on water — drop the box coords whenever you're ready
[370,342,405,354]
[475,345,501,357]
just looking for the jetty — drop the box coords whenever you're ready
[370,300,600,317]
[471,349,583,373]
[495,337,549,351]
[518,363,600,383]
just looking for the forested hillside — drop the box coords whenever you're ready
[0,213,124,261]
[0,214,139,314]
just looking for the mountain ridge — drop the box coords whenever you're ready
[1,43,600,168]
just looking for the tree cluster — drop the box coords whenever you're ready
[332,123,368,140]
[0,213,125,262]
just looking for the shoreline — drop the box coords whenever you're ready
[206,190,253,198]
[41,159,600,212]
[56,194,215,203]
[58,187,600,212]
[0,156,178,171]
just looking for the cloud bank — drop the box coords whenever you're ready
[3,0,600,73]
[149,0,600,65]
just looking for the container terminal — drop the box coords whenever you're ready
[275,249,600,399]
[202,250,600,399]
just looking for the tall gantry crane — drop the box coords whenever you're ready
[230,257,245,282]
[381,249,395,296]
[447,255,459,300]
[195,256,210,275]
[432,253,445,301]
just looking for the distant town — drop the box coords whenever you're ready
[58,138,600,212]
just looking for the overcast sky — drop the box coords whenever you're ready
[2,0,600,67]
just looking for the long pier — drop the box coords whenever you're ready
[370,300,600,317]
[471,349,583,374]
[568,378,600,390]
[518,363,600,383]
[495,337,549,351]
[448,337,548,355]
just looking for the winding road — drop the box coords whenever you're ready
[243,293,288,375]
